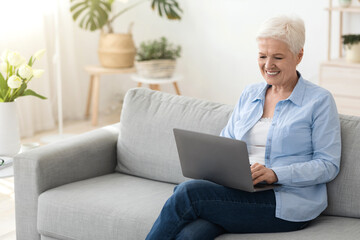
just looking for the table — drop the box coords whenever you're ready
[0,157,14,178]
[0,143,41,178]
[131,74,182,95]
[84,66,136,126]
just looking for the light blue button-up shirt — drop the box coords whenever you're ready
[220,73,341,222]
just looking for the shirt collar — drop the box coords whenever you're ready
[252,83,268,103]
[286,71,306,106]
[252,71,306,106]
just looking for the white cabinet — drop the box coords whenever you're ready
[319,0,360,116]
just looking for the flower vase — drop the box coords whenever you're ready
[0,102,21,156]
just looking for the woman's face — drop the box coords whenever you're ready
[257,38,303,87]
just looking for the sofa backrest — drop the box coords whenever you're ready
[324,114,360,219]
[116,88,233,184]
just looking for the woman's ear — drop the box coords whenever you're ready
[297,48,304,64]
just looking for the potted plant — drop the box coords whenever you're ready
[342,34,360,63]
[0,49,46,156]
[135,36,181,78]
[70,0,183,68]
[338,0,352,7]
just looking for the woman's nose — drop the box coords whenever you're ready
[265,59,274,68]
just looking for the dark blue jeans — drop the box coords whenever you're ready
[146,179,309,240]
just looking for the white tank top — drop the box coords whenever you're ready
[243,118,272,166]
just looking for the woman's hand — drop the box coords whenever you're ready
[251,163,278,185]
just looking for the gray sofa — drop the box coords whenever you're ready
[14,88,360,240]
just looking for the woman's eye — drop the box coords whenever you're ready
[275,57,283,60]
[259,56,266,59]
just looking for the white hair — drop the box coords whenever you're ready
[256,15,305,55]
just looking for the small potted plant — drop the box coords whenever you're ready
[70,0,183,68]
[342,34,360,63]
[135,36,181,78]
[338,0,352,8]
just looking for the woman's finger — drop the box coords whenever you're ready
[251,166,265,180]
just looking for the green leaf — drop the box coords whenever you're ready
[79,13,89,29]
[0,72,8,99]
[70,2,85,12]
[9,83,27,102]
[152,0,182,20]
[70,0,111,31]
[28,56,34,66]
[89,15,97,31]
[100,0,112,12]
[94,4,109,26]
[22,89,47,100]
[72,5,88,21]
[169,8,180,20]
[171,0,183,14]
[163,4,171,18]
[157,1,163,17]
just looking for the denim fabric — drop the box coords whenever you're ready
[176,219,225,240]
[220,72,341,221]
[146,180,308,240]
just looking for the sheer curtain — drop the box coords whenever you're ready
[0,0,83,138]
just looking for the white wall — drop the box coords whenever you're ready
[72,0,360,116]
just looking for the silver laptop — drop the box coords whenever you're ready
[173,128,277,192]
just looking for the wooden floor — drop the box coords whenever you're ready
[0,111,121,240]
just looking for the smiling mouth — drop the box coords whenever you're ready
[266,70,280,76]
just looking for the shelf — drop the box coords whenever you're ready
[325,7,360,13]
[84,65,136,75]
[321,58,360,68]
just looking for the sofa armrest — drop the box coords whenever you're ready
[14,123,119,240]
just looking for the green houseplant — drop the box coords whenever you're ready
[135,36,181,78]
[70,0,183,68]
[342,34,360,63]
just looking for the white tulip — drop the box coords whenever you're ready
[0,62,7,75]
[33,49,46,61]
[32,69,44,78]
[7,75,22,89]
[116,0,128,3]
[1,49,10,62]
[8,51,26,67]
[18,64,33,80]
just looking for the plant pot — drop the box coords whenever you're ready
[0,102,21,157]
[135,59,176,78]
[98,33,136,68]
[339,0,352,7]
[345,42,360,63]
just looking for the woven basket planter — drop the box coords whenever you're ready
[135,59,176,78]
[98,33,136,68]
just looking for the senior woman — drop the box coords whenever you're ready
[146,15,341,240]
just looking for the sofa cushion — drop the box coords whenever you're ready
[38,173,360,240]
[215,216,360,240]
[38,173,175,240]
[116,88,233,184]
[324,114,360,218]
